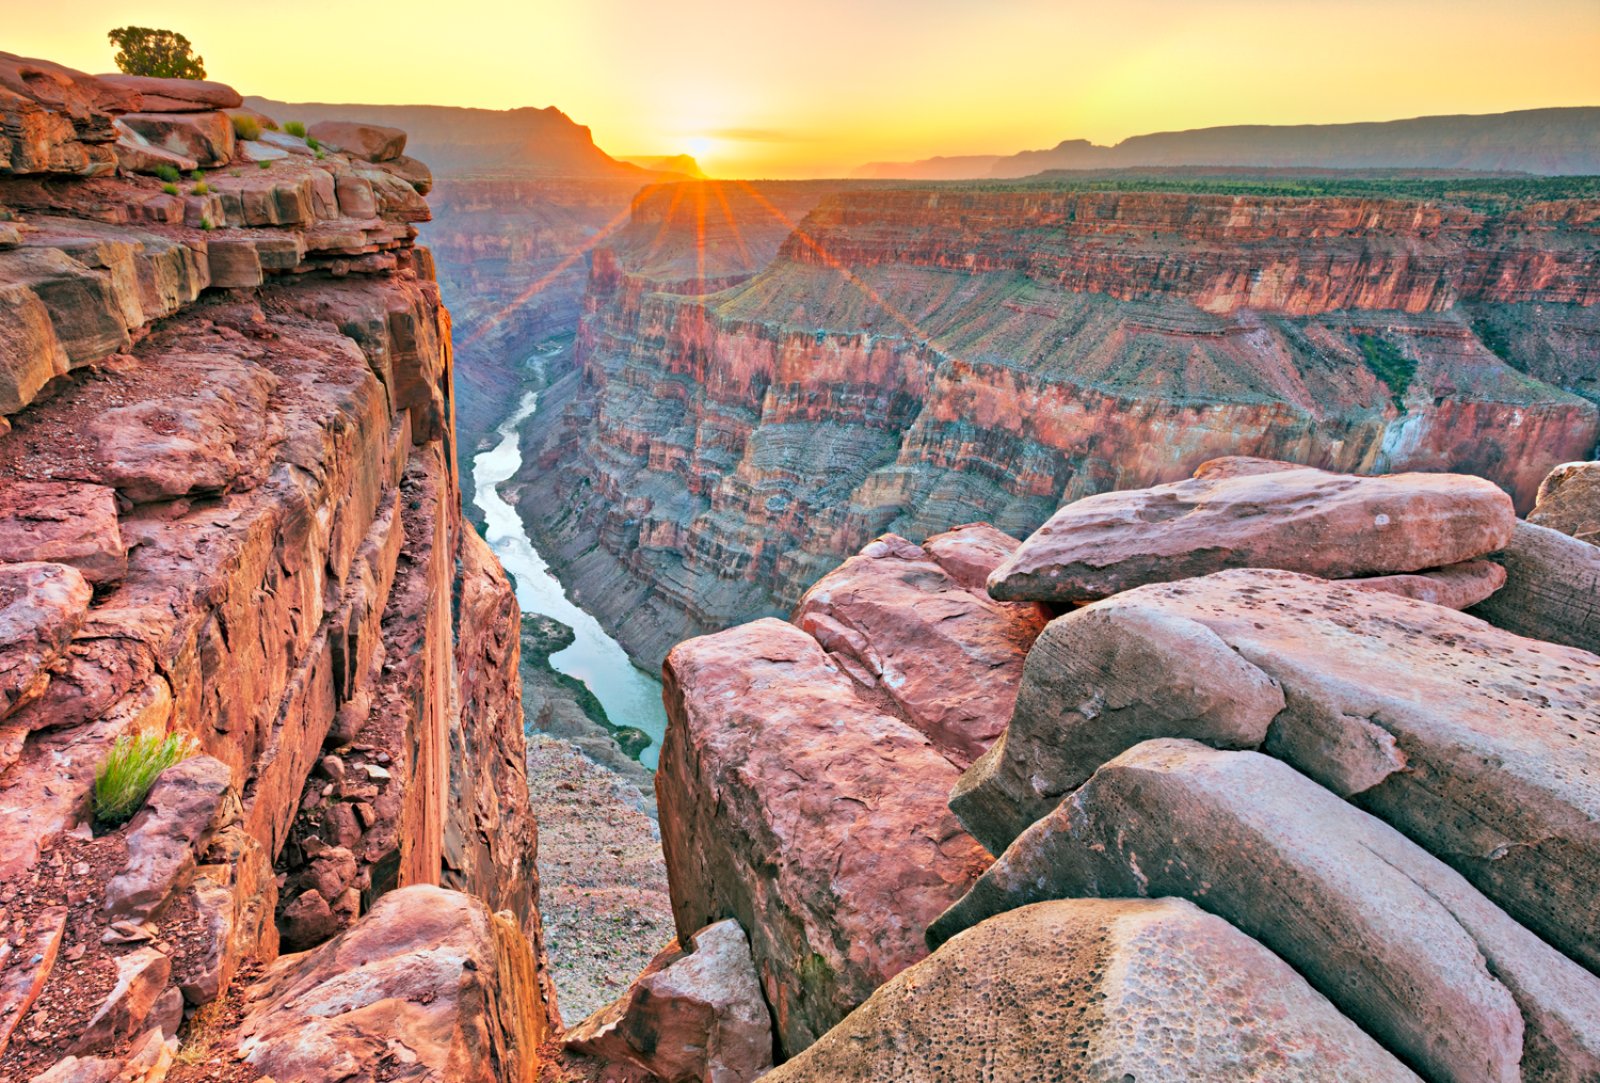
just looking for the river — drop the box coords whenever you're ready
[469,378,670,770]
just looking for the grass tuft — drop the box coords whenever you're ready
[230,113,262,142]
[283,120,307,139]
[94,731,197,826]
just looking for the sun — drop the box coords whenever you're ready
[684,135,716,159]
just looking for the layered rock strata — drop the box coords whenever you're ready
[517,180,1600,667]
[0,57,554,1080]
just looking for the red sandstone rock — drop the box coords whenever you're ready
[0,481,126,584]
[951,568,1600,975]
[918,522,1029,591]
[939,741,1600,1083]
[308,121,407,163]
[566,919,773,1083]
[0,561,91,720]
[104,755,233,922]
[1346,558,1506,609]
[658,618,991,1056]
[792,530,1043,767]
[116,112,235,168]
[1530,460,1600,544]
[0,906,65,1057]
[987,458,1516,603]
[236,885,548,1083]
[1472,519,1600,655]
[768,898,1418,1083]
[95,74,242,113]
[71,947,171,1055]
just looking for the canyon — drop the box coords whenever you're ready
[4,40,1600,1083]
[512,176,1600,667]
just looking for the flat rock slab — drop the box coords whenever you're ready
[952,568,1600,975]
[96,74,242,113]
[1530,460,1600,544]
[0,481,126,584]
[117,112,235,168]
[1473,520,1600,655]
[0,560,91,720]
[307,121,406,163]
[658,618,991,1057]
[236,884,547,1083]
[768,897,1418,1083]
[938,741,1600,1083]
[1346,558,1505,609]
[792,529,1044,767]
[566,919,772,1083]
[987,456,1515,602]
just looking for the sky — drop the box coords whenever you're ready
[9,0,1599,177]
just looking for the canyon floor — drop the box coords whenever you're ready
[524,733,673,1025]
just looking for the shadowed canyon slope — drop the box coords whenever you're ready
[512,178,1600,667]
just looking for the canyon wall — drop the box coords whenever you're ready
[516,179,1600,667]
[0,54,555,1079]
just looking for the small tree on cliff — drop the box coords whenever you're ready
[107,27,206,80]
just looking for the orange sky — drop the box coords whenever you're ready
[10,0,1599,177]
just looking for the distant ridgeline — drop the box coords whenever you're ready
[855,107,1600,179]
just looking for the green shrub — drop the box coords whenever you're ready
[1358,335,1417,409]
[314,148,325,160]
[305,136,320,151]
[190,169,204,182]
[199,217,214,231]
[191,181,210,195]
[284,121,307,139]
[154,163,180,184]
[94,731,196,826]
[162,182,179,195]
[230,114,262,142]
[258,160,272,170]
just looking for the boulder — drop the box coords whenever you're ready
[372,154,433,195]
[791,530,1044,767]
[236,884,548,1083]
[987,457,1516,602]
[95,74,243,113]
[104,755,233,922]
[768,898,1419,1083]
[0,481,127,584]
[71,947,172,1055]
[0,561,92,720]
[110,119,198,175]
[307,121,406,163]
[658,618,991,1056]
[1529,460,1600,544]
[1345,558,1505,609]
[951,568,1600,972]
[566,919,772,1083]
[116,111,235,168]
[919,521,1029,590]
[1472,520,1600,654]
[31,1028,177,1083]
[936,741,1600,1083]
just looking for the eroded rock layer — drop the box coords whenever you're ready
[0,56,554,1080]
[517,180,1600,667]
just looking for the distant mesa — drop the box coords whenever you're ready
[617,154,706,178]
[855,107,1600,179]
[245,95,682,179]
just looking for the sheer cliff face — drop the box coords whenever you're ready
[0,54,553,1078]
[517,181,1600,667]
